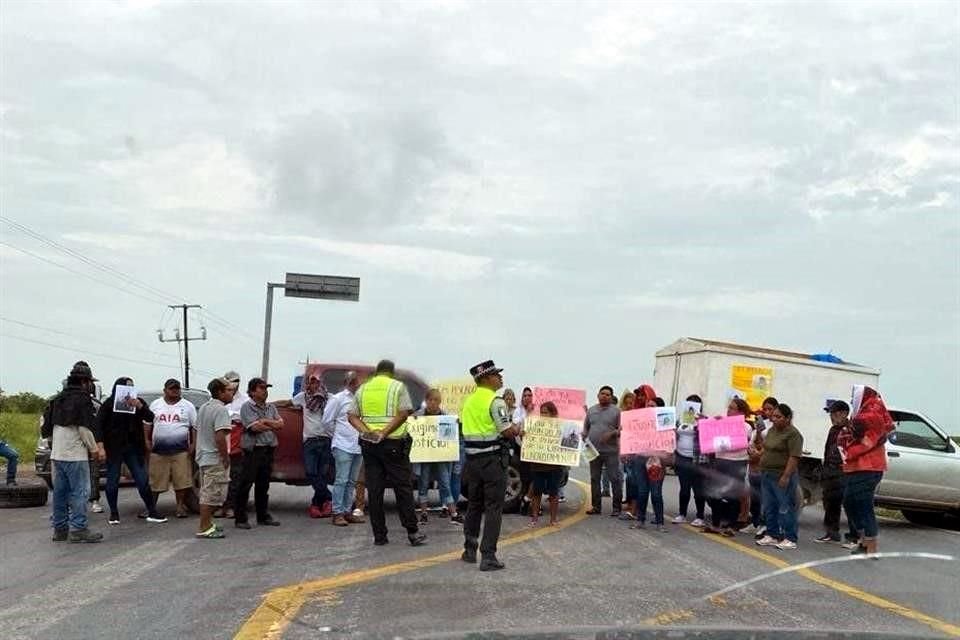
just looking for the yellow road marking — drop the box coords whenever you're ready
[683,525,960,638]
[235,479,590,640]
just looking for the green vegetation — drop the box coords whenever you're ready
[0,392,48,414]
[0,412,41,464]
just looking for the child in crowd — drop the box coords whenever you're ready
[414,389,462,525]
[526,401,563,527]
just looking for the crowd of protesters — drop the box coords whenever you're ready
[38,359,893,559]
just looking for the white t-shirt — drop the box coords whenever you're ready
[326,390,360,454]
[226,391,249,420]
[294,391,331,440]
[149,398,197,455]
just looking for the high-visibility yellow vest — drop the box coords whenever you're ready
[357,374,408,438]
[461,387,499,443]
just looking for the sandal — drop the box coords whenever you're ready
[175,510,189,519]
[527,518,539,528]
[195,526,225,539]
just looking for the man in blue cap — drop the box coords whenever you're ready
[459,360,520,571]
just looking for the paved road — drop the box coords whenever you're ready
[0,472,957,640]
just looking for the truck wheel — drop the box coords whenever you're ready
[0,482,49,508]
[502,459,524,514]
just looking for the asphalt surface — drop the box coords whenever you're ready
[1,470,958,640]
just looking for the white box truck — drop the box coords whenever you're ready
[653,337,881,503]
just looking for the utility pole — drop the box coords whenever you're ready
[158,304,206,388]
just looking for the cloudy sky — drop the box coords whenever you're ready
[1,1,957,429]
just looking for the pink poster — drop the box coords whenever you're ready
[697,416,749,454]
[620,408,676,455]
[533,387,586,421]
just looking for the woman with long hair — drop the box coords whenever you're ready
[672,394,707,527]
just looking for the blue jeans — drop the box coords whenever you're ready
[0,440,19,483]
[105,448,155,516]
[417,461,455,507]
[761,471,799,542]
[331,447,363,515]
[844,470,883,539]
[52,460,90,531]
[632,457,664,525]
[303,437,333,507]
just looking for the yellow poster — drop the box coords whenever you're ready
[408,415,460,463]
[431,378,476,417]
[731,364,774,411]
[520,417,582,468]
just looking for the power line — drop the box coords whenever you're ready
[0,240,170,306]
[0,316,181,362]
[1,216,179,302]
[0,332,184,371]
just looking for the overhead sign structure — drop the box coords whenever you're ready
[284,273,360,301]
[261,272,360,379]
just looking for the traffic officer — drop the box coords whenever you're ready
[460,359,520,571]
[348,359,426,547]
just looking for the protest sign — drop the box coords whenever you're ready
[408,415,460,463]
[582,438,599,464]
[532,387,586,421]
[655,407,677,432]
[731,364,773,411]
[432,378,476,417]
[679,401,701,427]
[520,416,582,467]
[697,416,749,454]
[620,408,676,455]
[113,385,138,414]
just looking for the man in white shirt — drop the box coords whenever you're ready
[324,371,365,526]
[216,370,248,519]
[274,374,332,518]
[145,378,198,519]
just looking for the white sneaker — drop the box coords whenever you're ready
[671,515,686,524]
[90,502,104,514]
[352,508,364,518]
[741,524,757,534]
[776,540,798,550]
[755,535,779,546]
[754,525,767,540]
[690,518,706,528]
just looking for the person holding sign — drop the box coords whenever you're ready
[702,398,752,537]
[672,394,707,527]
[525,402,563,528]
[348,360,426,547]
[460,360,520,571]
[414,389,463,525]
[583,386,622,516]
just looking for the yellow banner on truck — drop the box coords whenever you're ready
[730,364,774,411]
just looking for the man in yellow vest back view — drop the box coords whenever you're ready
[348,360,426,547]
[460,360,520,571]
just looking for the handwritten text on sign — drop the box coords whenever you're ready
[407,415,460,463]
[520,417,581,467]
[697,416,749,454]
[532,387,586,421]
[432,378,476,417]
[620,408,676,455]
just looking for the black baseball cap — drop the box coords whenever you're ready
[247,377,272,392]
[164,378,181,389]
[824,399,850,413]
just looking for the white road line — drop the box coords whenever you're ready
[0,539,191,640]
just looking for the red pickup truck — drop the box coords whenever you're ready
[271,363,429,484]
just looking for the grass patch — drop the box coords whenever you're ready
[0,411,40,465]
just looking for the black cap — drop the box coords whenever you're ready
[70,362,97,382]
[247,377,272,392]
[469,360,503,380]
[164,378,181,389]
[824,399,850,413]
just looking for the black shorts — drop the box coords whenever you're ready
[531,469,562,497]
